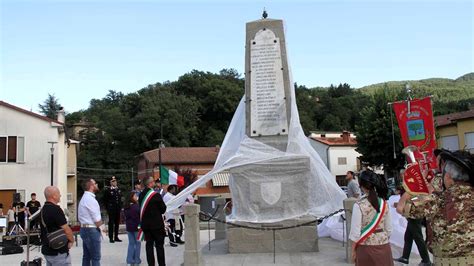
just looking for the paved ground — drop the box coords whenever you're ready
[1,230,426,265]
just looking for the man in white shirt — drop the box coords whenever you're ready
[162,185,180,246]
[78,179,104,266]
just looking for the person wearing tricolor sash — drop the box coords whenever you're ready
[138,176,167,266]
[349,170,393,265]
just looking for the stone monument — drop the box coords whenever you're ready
[226,13,318,253]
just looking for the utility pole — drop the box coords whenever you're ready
[155,122,165,183]
[131,167,134,190]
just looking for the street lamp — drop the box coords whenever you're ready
[48,141,57,186]
[154,139,165,182]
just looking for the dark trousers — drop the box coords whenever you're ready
[30,218,39,230]
[402,218,431,263]
[144,230,166,266]
[7,221,14,233]
[107,209,120,240]
[17,214,25,229]
[167,218,184,243]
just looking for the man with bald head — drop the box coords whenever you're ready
[40,186,74,265]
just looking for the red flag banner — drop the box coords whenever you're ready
[393,97,437,170]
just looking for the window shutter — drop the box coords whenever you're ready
[7,136,17,163]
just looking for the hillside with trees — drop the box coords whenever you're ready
[55,71,472,185]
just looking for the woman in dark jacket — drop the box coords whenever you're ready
[124,192,141,266]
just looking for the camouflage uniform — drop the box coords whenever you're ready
[403,182,474,263]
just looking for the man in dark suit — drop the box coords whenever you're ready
[139,177,167,266]
[103,176,122,243]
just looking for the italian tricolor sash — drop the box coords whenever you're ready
[355,197,387,247]
[137,189,157,241]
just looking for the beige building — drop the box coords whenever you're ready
[66,140,79,223]
[435,109,474,153]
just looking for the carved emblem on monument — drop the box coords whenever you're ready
[260,181,281,205]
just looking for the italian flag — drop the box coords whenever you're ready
[160,166,184,187]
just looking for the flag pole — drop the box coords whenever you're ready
[158,122,164,184]
[406,83,412,114]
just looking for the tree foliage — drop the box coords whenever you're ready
[355,86,405,173]
[39,93,63,119]
[64,70,472,188]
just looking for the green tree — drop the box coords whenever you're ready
[38,94,63,119]
[295,84,317,134]
[174,69,244,146]
[355,86,405,174]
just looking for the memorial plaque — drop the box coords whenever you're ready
[249,28,288,137]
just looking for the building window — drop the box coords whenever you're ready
[0,136,25,163]
[0,137,6,162]
[338,157,347,165]
[465,132,474,154]
[441,135,459,151]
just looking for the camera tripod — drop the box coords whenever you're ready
[9,207,25,236]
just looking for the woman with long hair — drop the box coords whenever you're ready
[124,192,141,266]
[349,170,393,265]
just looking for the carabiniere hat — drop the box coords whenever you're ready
[438,150,474,186]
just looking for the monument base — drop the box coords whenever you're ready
[227,216,318,253]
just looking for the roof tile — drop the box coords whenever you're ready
[435,109,474,127]
[142,147,219,164]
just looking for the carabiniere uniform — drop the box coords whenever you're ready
[103,183,123,242]
[105,186,122,209]
[402,182,474,265]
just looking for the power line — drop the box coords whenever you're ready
[77,166,133,173]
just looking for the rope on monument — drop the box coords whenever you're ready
[197,206,347,265]
[198,207,346,231]
[199,206,220,251]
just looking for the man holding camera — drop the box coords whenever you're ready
[40,186,74,265]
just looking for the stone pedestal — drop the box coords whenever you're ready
[184,204,203,266]
[215,197,227,240]
[343,198,357,263]
[229,156,310,222]
[227,216,318,253]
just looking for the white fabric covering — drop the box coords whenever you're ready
[166,86,346,222]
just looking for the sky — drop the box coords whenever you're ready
[1,0,472,113]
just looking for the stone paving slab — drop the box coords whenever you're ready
[0,230,426,266]
[202,237,426,266]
